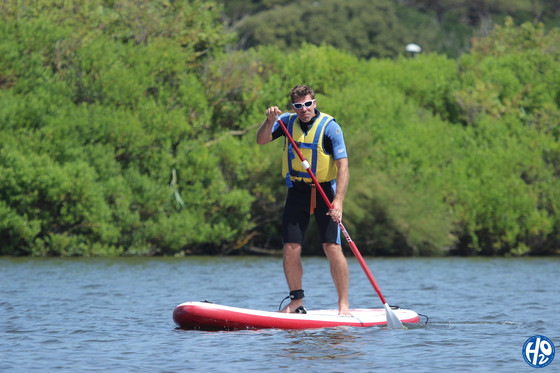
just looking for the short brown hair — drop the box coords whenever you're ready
[291,85,315,102]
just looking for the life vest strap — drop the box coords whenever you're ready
[310,184,316,215]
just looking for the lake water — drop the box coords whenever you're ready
[1,256,559,372]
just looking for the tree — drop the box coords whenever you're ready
[233,0,407,59]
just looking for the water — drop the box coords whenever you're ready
[1,256,559,372]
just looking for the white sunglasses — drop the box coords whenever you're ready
[291,99,315,110]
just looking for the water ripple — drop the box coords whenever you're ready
[1,256,559,372]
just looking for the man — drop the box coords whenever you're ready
[256,85,350,315]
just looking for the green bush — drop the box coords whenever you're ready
[1,4,559,257]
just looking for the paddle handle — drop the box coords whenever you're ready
[276,116,388,305]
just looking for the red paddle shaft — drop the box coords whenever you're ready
[276,116,388,305]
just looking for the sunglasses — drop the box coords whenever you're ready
[291,99,315,110]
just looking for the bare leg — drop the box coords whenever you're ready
[323,242,350,315]
[280,242,303,313]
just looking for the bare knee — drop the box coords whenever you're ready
[284,243,302,256]
[322,243,343,258]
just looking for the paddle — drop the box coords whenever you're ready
[276,115,404,329]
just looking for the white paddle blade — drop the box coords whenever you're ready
[383,303,405,329]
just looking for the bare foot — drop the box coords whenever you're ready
[279,300,303,313]
[338,303,351,316]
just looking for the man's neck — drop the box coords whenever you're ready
[299,110,319,132]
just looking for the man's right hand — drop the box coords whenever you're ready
[257,106,282,145]
[266,106,282,122]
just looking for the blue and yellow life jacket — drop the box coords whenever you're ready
[281,112,338,187]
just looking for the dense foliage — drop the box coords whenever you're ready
[232,0,409,59]
[228,0,560,58]
[1,1,559,256]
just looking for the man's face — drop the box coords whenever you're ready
[292,95,316,123]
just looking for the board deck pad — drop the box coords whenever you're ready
[173,301,420,331]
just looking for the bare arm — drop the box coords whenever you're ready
[328,157,349,222]
[256,106,282,145]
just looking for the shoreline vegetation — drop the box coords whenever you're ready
[1,1,560,257]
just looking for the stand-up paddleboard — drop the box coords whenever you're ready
[173,301,420,331]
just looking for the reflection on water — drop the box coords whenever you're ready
[281,327,366,361]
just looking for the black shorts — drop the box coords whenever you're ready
[282,181,341,245]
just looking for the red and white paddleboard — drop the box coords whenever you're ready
[173,301,420,331]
